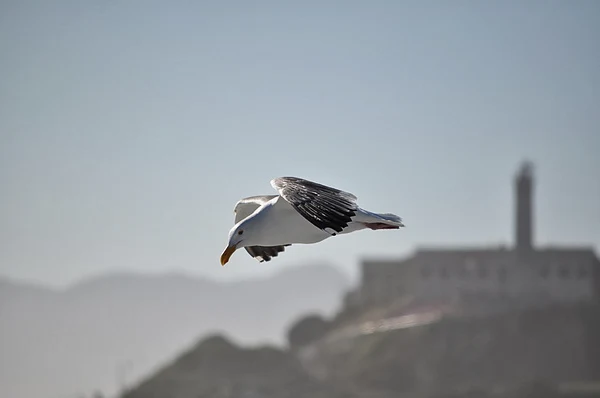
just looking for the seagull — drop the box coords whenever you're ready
[220,177,405,266]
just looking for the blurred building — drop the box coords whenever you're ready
[352,162,600,311]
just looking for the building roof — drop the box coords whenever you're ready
[361,162,599,270]
[362,246,599,269]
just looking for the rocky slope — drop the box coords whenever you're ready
[121,334,357,398]
[298,302,600,396]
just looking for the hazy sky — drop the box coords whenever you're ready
[1,0,599,288]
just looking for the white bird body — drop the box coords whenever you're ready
[236,196,331,246]
[220,177,405,265]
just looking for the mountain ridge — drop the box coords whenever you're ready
[1,262,349,293]
[0,263,349,398]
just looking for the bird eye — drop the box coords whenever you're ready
[238,230,244,235]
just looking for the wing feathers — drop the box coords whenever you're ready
[270,177,358,234]
[245,244,292,262]
[233,195,278,224]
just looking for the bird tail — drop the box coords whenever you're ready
[356,208,405,230]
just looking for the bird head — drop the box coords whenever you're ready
[220,220,251,266]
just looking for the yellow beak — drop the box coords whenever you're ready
[220,245,237,266]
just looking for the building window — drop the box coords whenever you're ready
[421,266,431,279]
[441,266,449,279]
[559,265,569,279]
[363,269,373,284]
[465,258,477,275]
[578,264,588,278]
[498,267,507,283]
[478,264,488,278]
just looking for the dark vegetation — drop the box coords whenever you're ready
[121,334,357,398]
[121,301,600,398]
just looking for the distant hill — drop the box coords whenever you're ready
[299,301,600,396]
[121,334,356,398]
[0,264,349,398]
[117,300,600,398]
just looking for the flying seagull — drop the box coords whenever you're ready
[220,177,405,266]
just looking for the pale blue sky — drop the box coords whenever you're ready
[1,0,599,287]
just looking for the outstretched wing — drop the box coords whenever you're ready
[233,195,292,263]
[270,176,358,235]
[233,195,278,224]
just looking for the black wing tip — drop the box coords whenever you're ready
[272,176,358,233]
[246,245,291,263]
